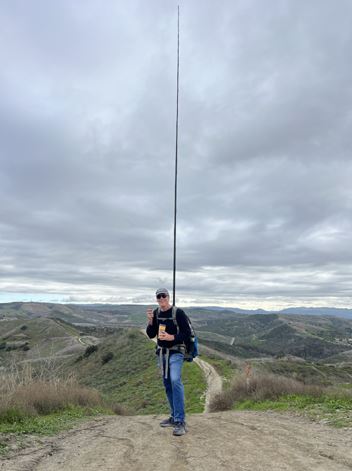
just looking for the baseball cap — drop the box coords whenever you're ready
[155,287,169,297]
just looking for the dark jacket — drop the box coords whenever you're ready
[146,306,191,353]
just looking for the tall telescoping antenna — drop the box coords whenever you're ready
[172,6,180,307]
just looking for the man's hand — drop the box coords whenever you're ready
[158,331,175,341]
[147,308,154,325]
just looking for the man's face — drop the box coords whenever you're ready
[156,293,169,309]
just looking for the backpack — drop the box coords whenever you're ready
[156,306,199,362]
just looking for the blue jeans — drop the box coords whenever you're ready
[161,352,185,423]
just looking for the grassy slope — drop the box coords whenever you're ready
[67,329,206,415]
[254,358,352,386]
[0,406,108,435]
[197,313,352,361]
[0,319,206,416]
[0,318,85,367]
[0,302,84,323]
[0,327,206,455]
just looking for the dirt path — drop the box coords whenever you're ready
[194,357,222,412]
[2,411,352,471]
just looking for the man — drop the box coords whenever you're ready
[146,287,191,436]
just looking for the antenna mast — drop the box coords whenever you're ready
[172,6,180,307]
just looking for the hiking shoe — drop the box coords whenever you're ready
[173,422,187,436]
[160,417,175,427]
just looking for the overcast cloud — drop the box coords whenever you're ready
[1,0,352,308]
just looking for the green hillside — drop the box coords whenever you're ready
[1,302,351,392]
[2,302,352,362]
[0,318,87,367]
[67,329,206,414]
[0,302,88,323]
[0,318,206,416]
[254,357,352,386]
[197,313,352,361]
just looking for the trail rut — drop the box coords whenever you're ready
[194,357,222,412]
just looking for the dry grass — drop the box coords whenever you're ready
[0,362,103,420]
[324,386,352,400]
[108,402,132,416]
[209,373,323,412]
[11,379,102,415]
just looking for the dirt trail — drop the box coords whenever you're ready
[2,411,352,471]
[194,357,222,412]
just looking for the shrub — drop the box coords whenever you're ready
[101,352,114,365]
[209,373,323,412]
[83,344,98,358]
[127,330,138,340]
[109,403,131,416]
[209,389,234,412]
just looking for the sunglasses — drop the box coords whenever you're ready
[156,293,168,299]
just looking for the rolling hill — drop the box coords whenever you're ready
[197,312,352,361]
[0,317,205,415]
[1,301,352,388]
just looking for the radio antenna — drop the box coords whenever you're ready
[172,6,180,307]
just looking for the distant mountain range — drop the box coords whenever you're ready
[1,302,352,324]
[199,306,352,319]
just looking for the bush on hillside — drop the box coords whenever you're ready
[127,330,138,340]
[109,402,132,416]
[83,344,98,358]
[101,352,114,365]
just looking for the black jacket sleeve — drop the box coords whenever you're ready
[174,308,192,344]
[146,308,158,339]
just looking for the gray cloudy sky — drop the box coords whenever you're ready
[1,0,352,308]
